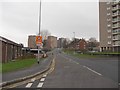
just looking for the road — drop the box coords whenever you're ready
[16,49,118,88]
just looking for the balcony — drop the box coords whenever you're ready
[112,13,118,17]
[117,17,120,21]
[113,44,120,46]
[113,41,120,46]
[112,19,118,23]
[112,36,120,41]
[112,29,120,34]
[112,25,118,28]
[112,23,120,28]
[112,5,120,11]
[112,17,120,22]
[112,11,120,17]
[112,2,118,6]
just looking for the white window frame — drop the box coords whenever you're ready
[108,41,111,44]
[108,29,111,32]
[107,18,111,21]
[107,7,110,10]
[107,13,111,16]
[107,24,111,27]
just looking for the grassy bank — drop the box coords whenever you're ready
[63,49,119,59]
[63,49,100,59]
[1,58,37,73]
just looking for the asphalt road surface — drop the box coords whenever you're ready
[16,49,118,88]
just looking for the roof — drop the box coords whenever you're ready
[0,36,23,47]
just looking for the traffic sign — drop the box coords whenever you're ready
[36,36,42,45]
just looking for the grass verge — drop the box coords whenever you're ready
[1,58,37,73]
[63,49,108,59]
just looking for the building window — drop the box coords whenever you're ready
[108,29,111,32]
[107,13,111,16]
[108,36,111,38]
[107,24,111,27]
[108,41,111,44]
[107,7,111,10]
[107,18,111,21]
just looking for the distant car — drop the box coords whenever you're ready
[41,51,47,58]
[76,51,82,53]
[89,51,98,53]
[34,50,47,58]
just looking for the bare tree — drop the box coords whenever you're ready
[88,37,99,51]
[40,30,51,40]
[89,37,97,42]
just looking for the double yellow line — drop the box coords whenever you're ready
[2,56,56,89]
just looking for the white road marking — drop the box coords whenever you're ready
[70,59,79,64]
[43,74,47,77]
[61,55,79,65]
[31,78,36,82]
[26,83,33,88]
[37,83,44,88]
[40,78,45,82]
[83,66,102,76]
[119,83,120,85]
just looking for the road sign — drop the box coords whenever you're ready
[36,36,42,45]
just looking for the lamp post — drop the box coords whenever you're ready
[37,0,42,64]
[73,32,75,41]
[73,32,75,54]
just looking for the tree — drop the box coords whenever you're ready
[89,37,97,42]
[40,30,51,40]
[88,37,99,51]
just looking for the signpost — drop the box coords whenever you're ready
[36,36,42,45]
[36,36,42,64]
[36,0,42,64]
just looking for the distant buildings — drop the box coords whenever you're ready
[99,0,120,52]
[0,36,23,63]
[46,36,57,50]
[28,35,57,50]
[28,35,37,49]
[67,38,88,51]
[28,35,100,52]
[57,38,66,48]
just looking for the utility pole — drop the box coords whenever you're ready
[37,0,42,64]
[73,32,76,54]
[73,32,75,41]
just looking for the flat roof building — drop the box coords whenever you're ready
[0,36,23,63]
[28,35,37,49]
[47,36,57,50]
[99,0,120,52]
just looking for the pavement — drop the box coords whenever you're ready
[2,54,54,83]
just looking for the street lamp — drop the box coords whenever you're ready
[37,0,42,64]
[73,32,75,54]
[73,32,75,41]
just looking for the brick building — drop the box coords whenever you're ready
[0,36,23,63]
[79,39,87,51]
[67,38,87,51]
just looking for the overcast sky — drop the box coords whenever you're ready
[0,0,99,47]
